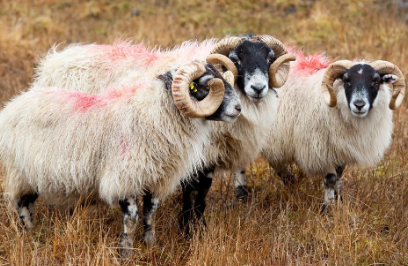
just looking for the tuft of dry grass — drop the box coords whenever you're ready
[1,0,408,265]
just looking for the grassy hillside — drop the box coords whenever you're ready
[0,0,408,265]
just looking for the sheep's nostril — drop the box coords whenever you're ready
[251,85,266,94]
[235,104,242,112]
[354,100,366,110]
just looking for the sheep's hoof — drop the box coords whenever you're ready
[120,248,133,259]
[235,185,249,200]
[143,231,156,247]
[320,203,330,214]
[120,237,134,258]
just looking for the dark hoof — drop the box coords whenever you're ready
[320,204,330,214]
[235,185,249,200]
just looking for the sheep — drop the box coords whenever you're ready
[31,35,296,236]
[179,35,296,235]
[0,59,241,257]
[33,40,218,93]
[232,48,406,211]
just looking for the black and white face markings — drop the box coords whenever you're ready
[118,197,138,257]
[142,191,159,246]
[321,164,346,213]
[16,193,38,230]
[234,169,249,199]
[229,40,275,102]
[180,166,214,237]
[158,65,241,123]
[341,64,399,118]
[192,64,241,123]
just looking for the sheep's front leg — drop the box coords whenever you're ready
[321,164,346,213]
[142,191,159,246]
[179,166,214,237]
[193,168,214,225]
[335,164,346,200]
[234,169,249,199]
[16,193,38,230]
[119,197,138,257]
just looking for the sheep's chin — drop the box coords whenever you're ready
[247,95,266,103]
[350,110,369,118]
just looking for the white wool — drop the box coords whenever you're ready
[33,40,278,175]
[261,67,394,176]
[0,79,211,206]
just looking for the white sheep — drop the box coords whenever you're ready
[0,59,241,257]
[234,48,406,210]
[32,35,296,236]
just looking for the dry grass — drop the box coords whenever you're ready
[1,0,408,265]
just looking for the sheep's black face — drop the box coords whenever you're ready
[229,40,275,102]
[192,64,241,123]
[342,64,399,118]
[158,66,241,123]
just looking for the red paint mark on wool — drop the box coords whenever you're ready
[88,39,216,68]
[286,45,332,76]
[60,80,147,111]
[91,42,160,64]
[65,92,102,111]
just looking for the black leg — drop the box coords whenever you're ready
[16,193,38,230]
[142,191,159,246]
[334,164,346,201]
[119,197,138,258]
[193,169,214,226]
[179,166,214,237]
[180,176,197,237]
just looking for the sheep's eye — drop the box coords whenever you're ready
[374,81,380,86]
[268,58,274,64]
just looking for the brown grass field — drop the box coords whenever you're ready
[1,0,408,265]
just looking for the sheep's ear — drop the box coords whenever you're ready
[382,74,399,84]
[158,71,173,91]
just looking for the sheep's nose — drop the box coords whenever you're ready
[235,104,242,112]
[353,100,366,110]
[251,85,266,94]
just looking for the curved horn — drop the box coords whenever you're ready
[321,60,355,107]
[172,61,225,118]
[370,60,406,110]
[255,35,296,88]
[210,36,246,56]
[269,53,296,88]
[206,54,238,84]
[223,70,235,86]
[254,35,288,57]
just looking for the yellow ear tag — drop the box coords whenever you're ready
[190,82,198,93]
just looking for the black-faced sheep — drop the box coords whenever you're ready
[0,60,240,257]
[233,49,405,211]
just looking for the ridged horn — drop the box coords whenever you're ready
[370,60,406,110]
[321,60,354,107]
[210,36,246,56]
[255,35,296,88]
[206,54,238,84]
[172,61,225,117]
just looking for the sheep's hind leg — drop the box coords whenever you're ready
[119,197,138,258]
[16,193,38,230]
[142,191,159,246]
[234,169,249,200]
